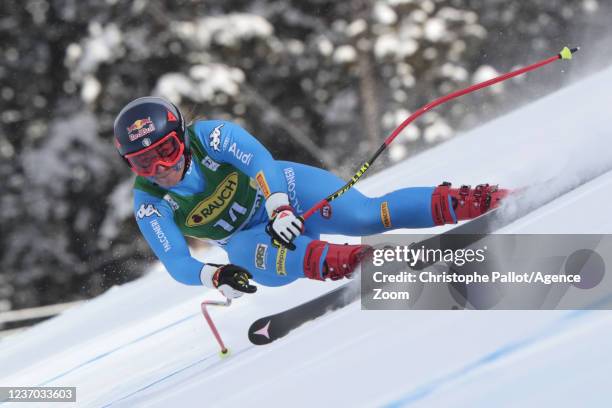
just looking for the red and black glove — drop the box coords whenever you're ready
[201,264,257,299]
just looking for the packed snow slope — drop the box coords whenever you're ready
[2,63,612,408]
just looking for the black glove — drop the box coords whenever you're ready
[210,264,257,299]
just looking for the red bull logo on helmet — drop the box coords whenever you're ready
[127,117,155,141]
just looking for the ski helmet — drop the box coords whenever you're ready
[114,96,188,176]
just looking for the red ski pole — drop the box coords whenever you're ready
[201,298,232,357]
[301,46,579,221]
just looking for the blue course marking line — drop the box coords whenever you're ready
[106,296,612,407]
[383,293,612,408]
[102,346,256,407]
[101,353,217,407]
[37,312,199,386]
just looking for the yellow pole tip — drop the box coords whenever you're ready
[559,46,579,60]
[219,348,231,358]
[559,47,572,60]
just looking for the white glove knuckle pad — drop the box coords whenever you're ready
[219,284,243,299]
[273,210,302,243]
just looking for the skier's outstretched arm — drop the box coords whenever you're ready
[134,190,257,297]
[134,190,208,285]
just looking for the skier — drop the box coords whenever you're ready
[114,97,509,299]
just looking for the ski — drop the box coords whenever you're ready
[248,283,360,345]
[247,203,505,346]
[410,175,599,270]
[248,173,610,345]
[248,203,499,346]
[246,206,504,346]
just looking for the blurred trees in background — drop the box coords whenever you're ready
[1,0,610,313]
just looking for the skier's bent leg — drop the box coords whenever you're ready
[346,182,511,230]
[225,225,308,287]
[312,183,511,233]
[225,224,371,285]
[277,161,510,233]
[278,161,437,234]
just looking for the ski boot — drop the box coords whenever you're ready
[431,182,510,225]
[303,241,373,281]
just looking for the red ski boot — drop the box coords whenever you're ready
[431,182,510,225]
[303,241,373,281]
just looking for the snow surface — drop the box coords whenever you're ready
[2,63,612,407]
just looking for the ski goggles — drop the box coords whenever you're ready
[124,131,184,177]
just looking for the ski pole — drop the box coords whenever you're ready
[201,297,232,357]
[301,46,579,221]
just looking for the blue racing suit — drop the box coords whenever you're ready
[134,120,437,287]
